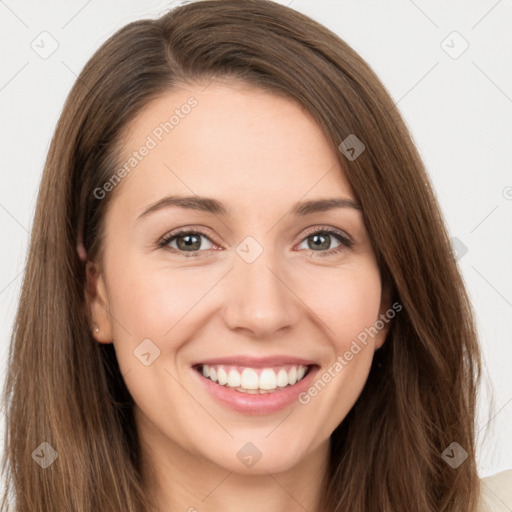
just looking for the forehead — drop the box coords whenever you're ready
[111,81,356,217]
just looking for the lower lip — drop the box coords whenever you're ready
[192,365,319,414]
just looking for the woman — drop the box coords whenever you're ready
[1,0,509,510]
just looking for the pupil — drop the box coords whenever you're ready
[175,233,331,252]
[178,234,200,251]
[310,234,329,250]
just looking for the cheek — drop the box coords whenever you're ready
[308,264,383,349]
[106,245,383,355]
[106,259,219,344]
[303,267,383,420]
[109,272,168,330]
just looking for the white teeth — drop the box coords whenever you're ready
[199,364,310,392]
[227,369,241,387]
[276,368,288,387]
[240,368,259,389]
[217,367,228,385]
[259,369,277,390]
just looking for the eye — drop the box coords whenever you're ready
[158,229,216,257]
[157,226,353,258]
[296,226,353,257]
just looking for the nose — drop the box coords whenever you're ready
[222,244,300,338]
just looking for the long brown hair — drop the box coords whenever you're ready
[1,0,486,510]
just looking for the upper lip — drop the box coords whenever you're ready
[192,355,317,368]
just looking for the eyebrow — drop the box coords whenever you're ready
[136,195,362,220]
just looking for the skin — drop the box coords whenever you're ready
[86,80,390,512]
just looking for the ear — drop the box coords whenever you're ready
[374,281,393,351]
[85,260,114,344]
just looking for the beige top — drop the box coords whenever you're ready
[479,470,512,511]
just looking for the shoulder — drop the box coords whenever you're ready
[479,469,512,511]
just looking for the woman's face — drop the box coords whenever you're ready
[88,81,390,476]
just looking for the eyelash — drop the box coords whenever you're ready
[157,226,353,259]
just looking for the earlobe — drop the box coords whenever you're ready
[85,261,114,344]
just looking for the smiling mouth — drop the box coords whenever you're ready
[193,363,314,394]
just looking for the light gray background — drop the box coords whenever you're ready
[1,0,511,479]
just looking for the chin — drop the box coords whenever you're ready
[202,440,311,475]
